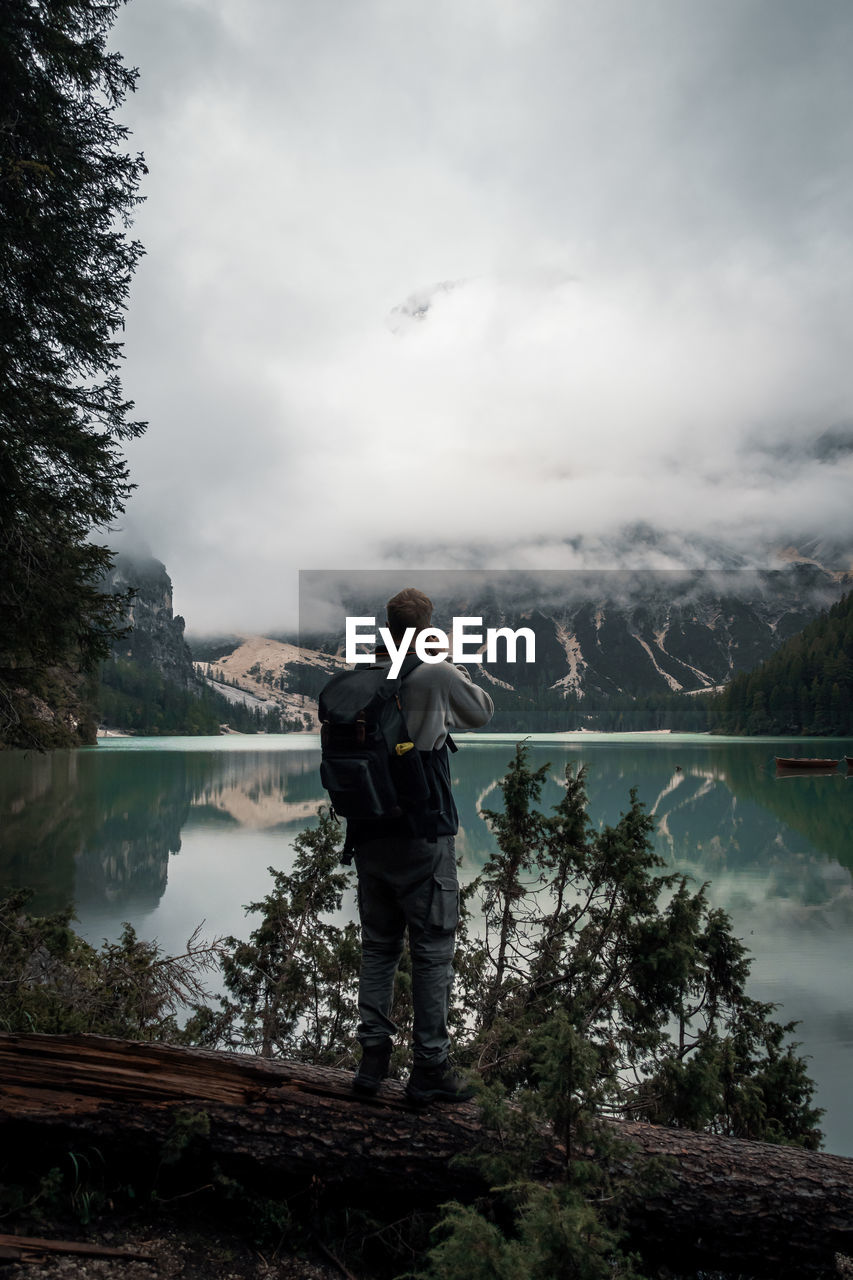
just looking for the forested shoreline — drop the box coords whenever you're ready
[709,592,853,736]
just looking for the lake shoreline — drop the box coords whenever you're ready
[87,728,853,751]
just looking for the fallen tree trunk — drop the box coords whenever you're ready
[0,1233,155,1264]
[1,1032,851,1277]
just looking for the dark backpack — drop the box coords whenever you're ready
[318,655,455,857]
[317,660,458,860]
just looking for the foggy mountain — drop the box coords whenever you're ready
[180,542,851,731]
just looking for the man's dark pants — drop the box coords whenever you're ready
[354,833,458,1066]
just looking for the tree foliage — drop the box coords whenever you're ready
[0,0,146,747]
[446,678,713,734]
[96,657,305,735]
[0,888,223,1039]
[710,591,853,736]
[454,745,822,1147]
[182,812,362,1062]
[412,744,823,1277]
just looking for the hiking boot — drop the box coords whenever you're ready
[353,1040,392,1096]
[405,1060,476,1105]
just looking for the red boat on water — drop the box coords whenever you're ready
[775,756,840,770]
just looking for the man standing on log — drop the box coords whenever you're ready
[348,587,494,1103]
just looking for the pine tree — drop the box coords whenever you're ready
[711,593,853,735]
[183,812,361,1062]
[459,745,822,1149]
[0,0,147,747]
[419,745,823,1279]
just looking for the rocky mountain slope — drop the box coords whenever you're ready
[460,564,846,700]
[102,554,198,690]
[193,557,852,732]
[194,635,344,730]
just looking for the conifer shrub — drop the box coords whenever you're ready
[412,743,822,1277]
[0,889,223,1039]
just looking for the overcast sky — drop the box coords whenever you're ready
[107,0,853,631]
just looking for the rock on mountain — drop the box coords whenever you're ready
[193,635,345,731]
[476,564,846,700]
[102,553,198,689]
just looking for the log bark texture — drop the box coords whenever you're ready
[0,1233,155,1263]
[1,1032,851,1277]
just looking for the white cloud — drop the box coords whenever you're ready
[109,0,853,630]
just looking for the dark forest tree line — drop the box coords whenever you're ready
[467,679,711,733]
[98,659,305,735]
[710,592,852,736]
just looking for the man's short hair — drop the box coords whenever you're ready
[386,587,433,642]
